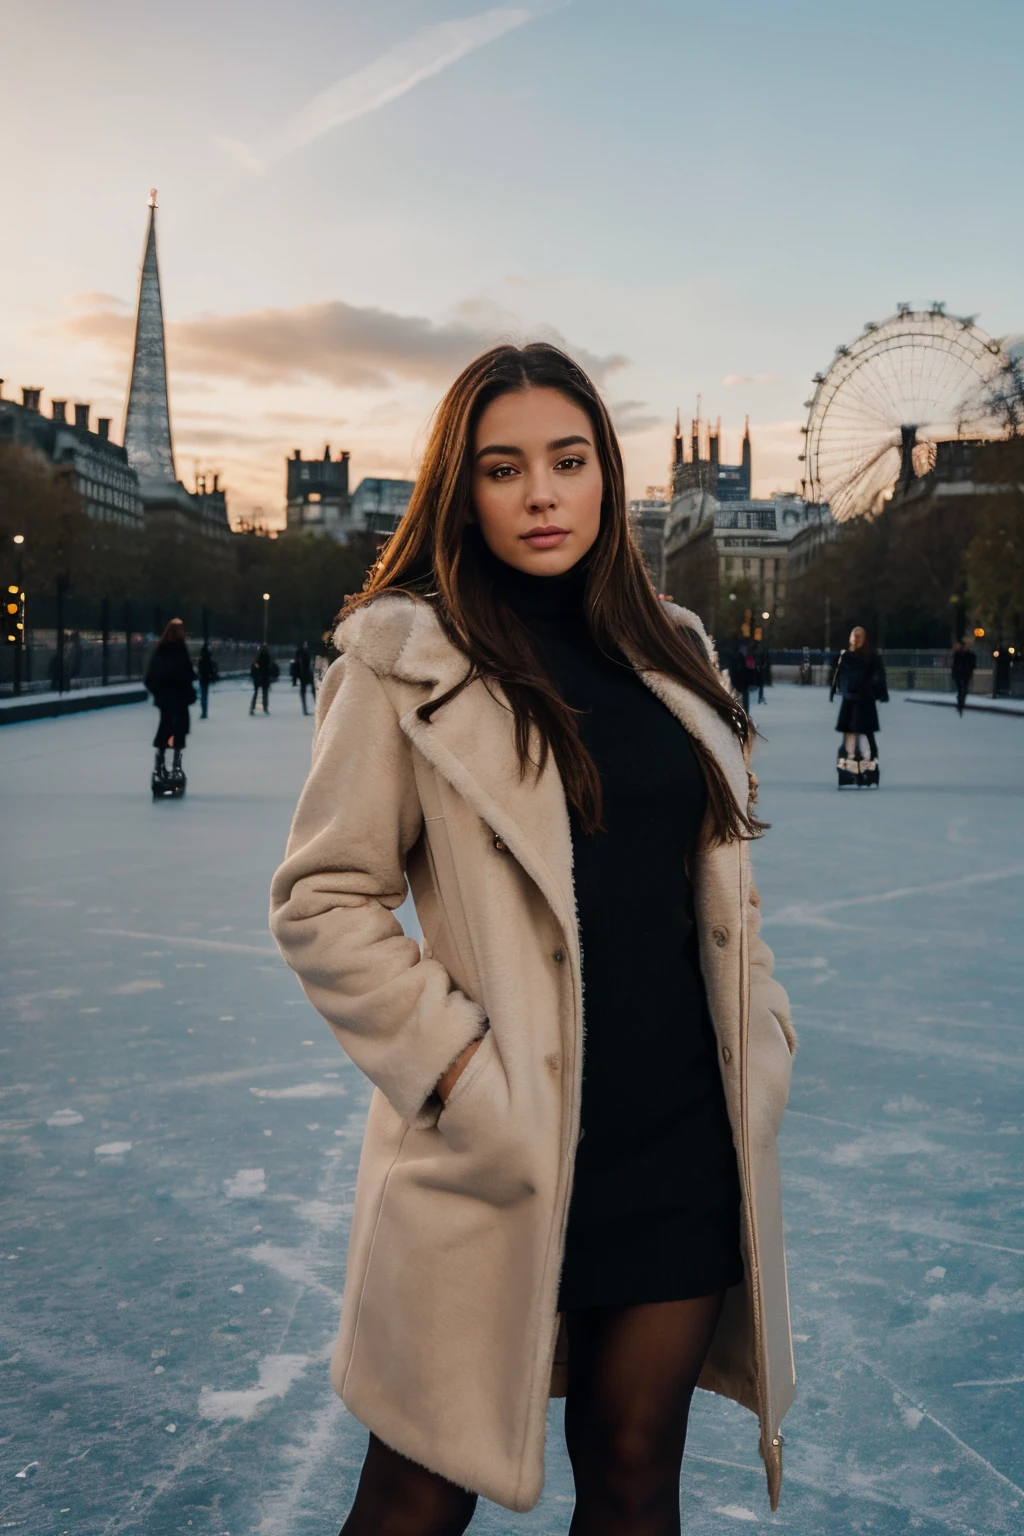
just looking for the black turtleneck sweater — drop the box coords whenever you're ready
[486,554,743,1310]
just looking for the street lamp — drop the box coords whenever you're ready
[262,592,270,645]
[10,535,25,695]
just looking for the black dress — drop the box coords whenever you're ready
[487,555,743,1311]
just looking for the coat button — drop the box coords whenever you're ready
[722,1046,732,1063]
[553,948,564,963]
[493,834,506,851]
[712,926,728,947]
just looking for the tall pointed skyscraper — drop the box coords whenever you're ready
[123,190,177,495]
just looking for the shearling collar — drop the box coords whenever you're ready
[335,591,750,826]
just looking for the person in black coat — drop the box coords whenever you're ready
[291,640,314,715]
[145,619,196,774]
[830,626,888,786]
[951,640,976,715]
[197,643,219,720]
[250,644,273,716]
[726,643,752,713]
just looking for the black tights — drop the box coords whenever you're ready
[339,1293,724,1536]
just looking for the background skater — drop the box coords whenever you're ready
[830,625,888,787]
[197,641,218,719]
[249,644,275,715]
[291,640,314,715]
[951,638,976,715]
[144,618,195,794]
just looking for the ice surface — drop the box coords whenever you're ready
[1,681,1021,1533]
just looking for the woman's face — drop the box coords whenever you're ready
[849,627,866,651]
[471,386,603,576]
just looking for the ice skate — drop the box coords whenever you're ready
[837,754,859,788]
[151,749,171,799]
[167,749,187,798]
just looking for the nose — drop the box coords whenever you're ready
[525,467,557,514]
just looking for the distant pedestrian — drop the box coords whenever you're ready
[951,640,976,715]
[830,625,888,787]
[727,644,752,714]
[145,618,196,780]
[250,644,272,715]
[292,641,314,715]
[755,649,770,705]
[197,643,219,719]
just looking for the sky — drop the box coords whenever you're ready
[2,0,1023,527]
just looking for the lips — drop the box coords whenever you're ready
[521,525,569,549]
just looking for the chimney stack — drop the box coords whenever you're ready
[212,473,219,492]
[52,400,67,424]
[97,418,110,441]
[22,387,42,412]
[74,403,90,431]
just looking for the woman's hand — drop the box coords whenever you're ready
[437,1038,482,1105]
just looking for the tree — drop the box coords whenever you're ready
[0,445,90,591]
[965,439,1024,645]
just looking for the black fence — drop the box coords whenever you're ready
[767,647,1022,698]
[0,590,316,698]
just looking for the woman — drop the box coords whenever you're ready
[144,618,195,778]
[270,344,796,1534]
[830,626,888,787]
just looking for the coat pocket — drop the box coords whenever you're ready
[433,1030,536,1207]
[748,1003,795,1146]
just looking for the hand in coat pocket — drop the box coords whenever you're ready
[437,1036,483,1104]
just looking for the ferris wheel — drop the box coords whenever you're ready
[802,305,1009,521]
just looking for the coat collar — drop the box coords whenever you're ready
[335,595,750,935]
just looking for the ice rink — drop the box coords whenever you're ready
[2,679,1022,1535]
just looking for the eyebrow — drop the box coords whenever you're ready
[475,434,592,461]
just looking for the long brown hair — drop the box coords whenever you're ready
[344,342,759,843]
[159,618,186,645]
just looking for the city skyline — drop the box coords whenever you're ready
[3,0,1022,526]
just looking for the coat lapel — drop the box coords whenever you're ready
[336,594,749,935]
[338,597,577,941]
[632,666,750,814]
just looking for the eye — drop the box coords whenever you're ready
[488,463,519,480]
[554,455,585,471]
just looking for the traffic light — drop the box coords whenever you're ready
[5,583,24,646]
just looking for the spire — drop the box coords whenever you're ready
[741,414,752,494]
[673,407,683,465]
[123,190,176,493]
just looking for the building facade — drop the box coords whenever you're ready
[286,448,352,536]
[285,451,414,542]
[628,493,671,588]
[670,409,752,502]
[0,384,144,528]
[351,477,415,537]
[664,493,811,624]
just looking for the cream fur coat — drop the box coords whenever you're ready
[269,592,796,1513]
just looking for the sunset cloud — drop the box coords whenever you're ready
[721,372,781,387]
[611,399,663,436]
[64,293,627,393]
